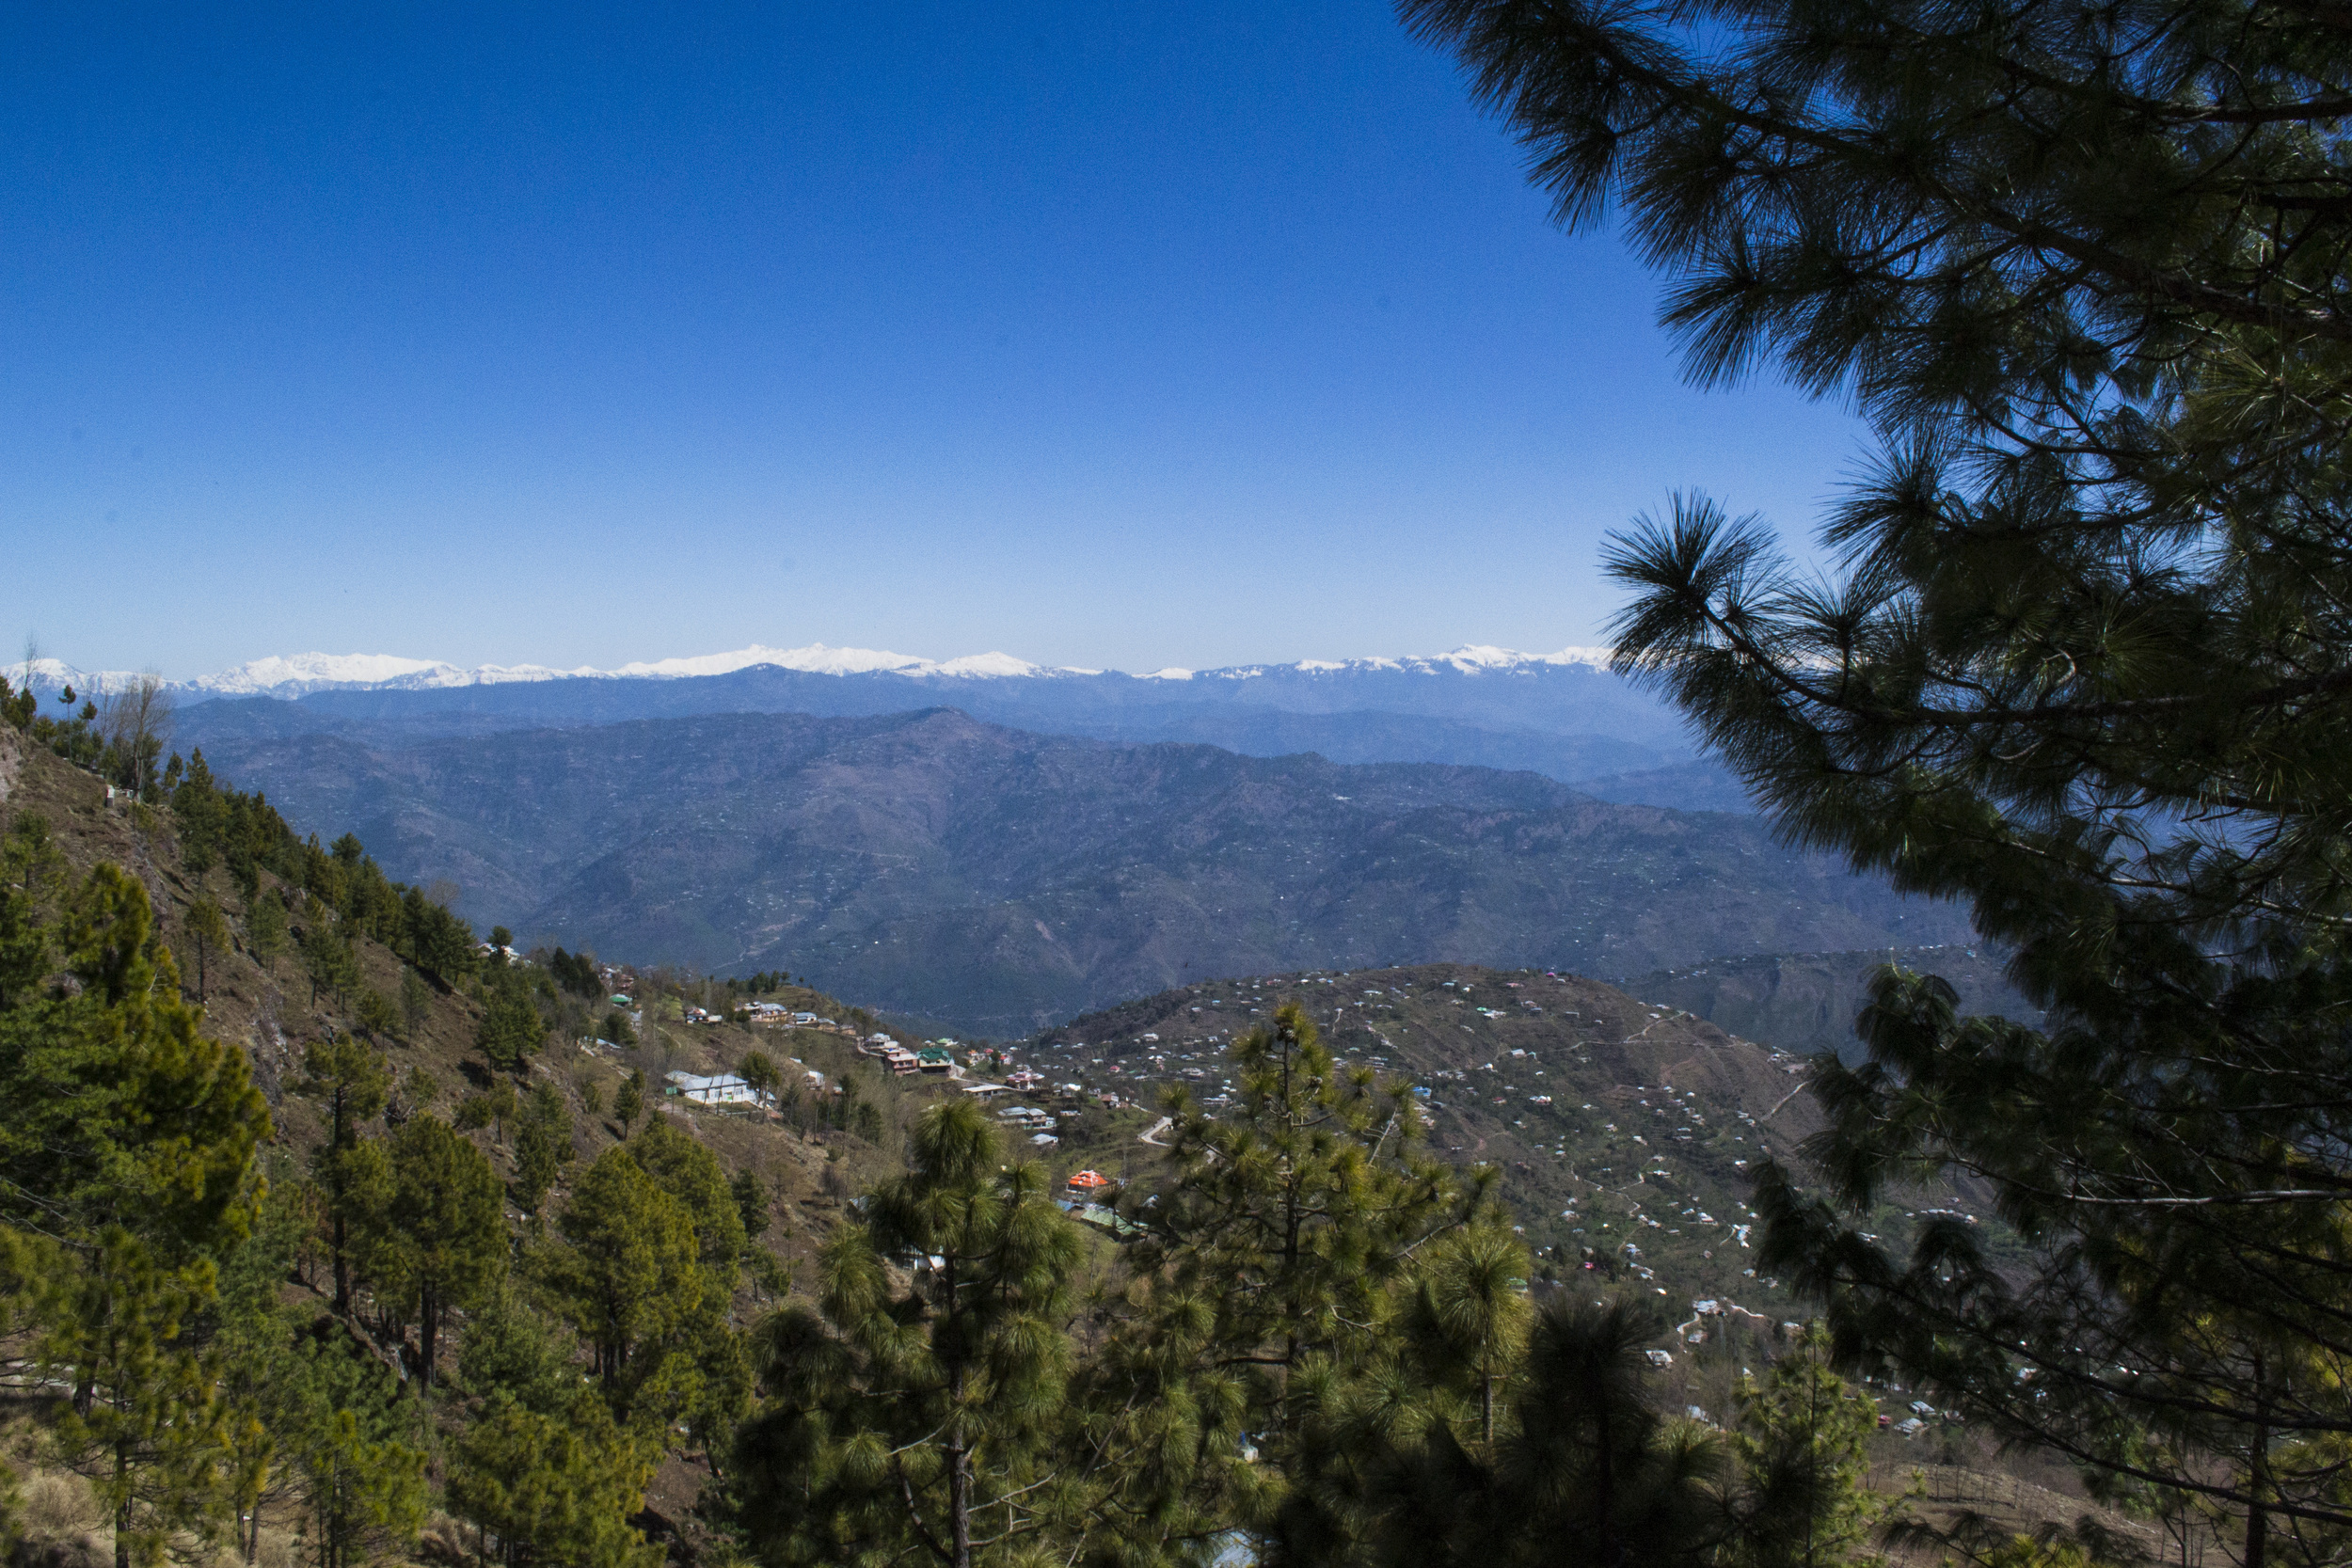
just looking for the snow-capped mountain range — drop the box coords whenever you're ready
[23,642,1618,699]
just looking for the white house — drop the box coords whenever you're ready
[667,1071,758,1106]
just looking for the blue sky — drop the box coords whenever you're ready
[3,2,1864,677]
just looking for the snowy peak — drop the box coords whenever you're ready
[18,641,1620,700]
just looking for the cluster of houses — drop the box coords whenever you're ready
[853,1032,968,1076]
[740,1001,828,1029]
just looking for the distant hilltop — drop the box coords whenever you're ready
[18,641,1620,699]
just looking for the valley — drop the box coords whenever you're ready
[176,706,1967,1033]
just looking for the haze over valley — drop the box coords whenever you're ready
[64,641,1955,1032]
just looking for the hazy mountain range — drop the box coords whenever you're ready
[12,640,1959,1029]
[115,641,1733,800]
[180,705,1963,1033]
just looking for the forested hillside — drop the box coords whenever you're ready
[1031,962,2026,1318]
[0,683,2122,1568]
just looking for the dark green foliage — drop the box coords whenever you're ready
[513,1081,574,1223]
[738,1049,778,1107]
[301,921,361,1011]
[1407,0,2352,1544]
[731,1167,771,1242]
[354,985,399,1040]
[1313,1299,1724,1568]
[217,1311,427,1568]
[447,1391,657,1568]
[1723,1327,1882,1568]
[1126,1004,1465,1479]
[612,1068,644,1136]
[731,1101,1081,1568]
[181,895,230,1003]
[245,889,287,974]
[548,1147,702,1388]
[457,1078,518,1144]
[548,946,602,998]
[370,1115,507,1387]
[397,965,431,1036]
[300,1034,390,1316]
[627,1117,745,1284]
[400,885,479,983]
[477,977,545,1071]
[0,854,271,1568]
[42,1230,230,1568]
[0,863,271,1259]
[456,1284,580,1415]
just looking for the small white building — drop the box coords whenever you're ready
[667,1071,757,1106]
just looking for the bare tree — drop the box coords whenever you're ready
[98,673,174,800]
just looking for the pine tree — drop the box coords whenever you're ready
[1407,0,2352,1541]
[730,1101,1081,1568]
[220,1317,426,1568]
[612,1070,644,1138]
[246,891,286,975]
[731,1168,771,1243]
[1724,1327,1881,1568]
[739,1051,779,1109]
[1119,1002,1464,1520]
[182,895,230,1003]
[626,1117,745,1286]
[513,1083,574,1226]
[42,1232,229,1568]
[477,984,545,1072]
[1401,1223,1532,1447]
[1352,1297,1725,1568]
[398,966,432,1037]
[1,864,270,1256]
[447,1390,658,1568]
[372,1115,507,1387]
[548,1147,702,1387]
[300,1035,391,1316]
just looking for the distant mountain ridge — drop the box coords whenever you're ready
[183,705,1963,1033]
[142,638,1738,806]
[25,641,1621,697]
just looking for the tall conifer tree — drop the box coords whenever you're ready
[1408,0,2352,1542]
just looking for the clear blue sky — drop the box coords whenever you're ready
[3,2,1863,678]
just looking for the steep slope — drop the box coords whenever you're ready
[1028,962,2010,1315]
[183,707,1972,1032]
[0,728,908,1287]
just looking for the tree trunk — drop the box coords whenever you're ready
[114,1446,132,1568]
[947,1434,973,1568]
[331,1208,349,1315]
[419,1286,438,1389]
[2247,1354,2271,1568]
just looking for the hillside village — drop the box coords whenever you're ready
[0,714,2171,1568]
